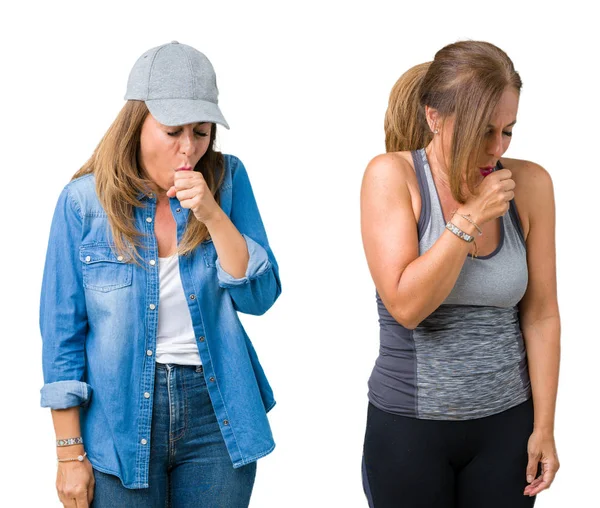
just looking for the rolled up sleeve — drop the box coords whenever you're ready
[219,157,281,315]
[40,187,91,409]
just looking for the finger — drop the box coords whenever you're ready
[494,168,513,180]
[166,186,177,198]
[174,177,201,191]
[526,456,539,483]
[523,477,543,494]
[88,480,95,505]
[62,497,77,508]
[501,178,516,191]
[541,461,557,488]
[178,196,201,211]
[176,188,203,202]
[174,169,204,184]
[75,491,90,508]
[526,479,550,496]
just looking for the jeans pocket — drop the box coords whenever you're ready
[80,244,133,292]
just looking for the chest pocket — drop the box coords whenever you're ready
[80,244,133,292]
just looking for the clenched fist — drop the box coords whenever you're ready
[166,169,220,223]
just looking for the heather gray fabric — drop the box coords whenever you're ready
[125,41,229,129]
[367,149,531,420]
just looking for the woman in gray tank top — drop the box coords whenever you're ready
[360,41,560,508]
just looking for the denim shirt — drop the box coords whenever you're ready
[40,154,281,489]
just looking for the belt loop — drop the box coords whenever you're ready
[195,365,203,373]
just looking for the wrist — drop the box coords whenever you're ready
[456,207,485,228]
[450,211,479,238]
[57,443,85,459]
[202,207,226,230]
[533,423,555,437]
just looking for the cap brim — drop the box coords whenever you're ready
[145,98,229,129]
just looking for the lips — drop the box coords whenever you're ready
[175,165,193,172]
[479,166,495,177]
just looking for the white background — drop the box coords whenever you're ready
[1,0,598,506]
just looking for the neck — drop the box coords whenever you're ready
[425,143,452,191]
[425,142,483,197]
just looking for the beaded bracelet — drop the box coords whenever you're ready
[56,437,83,447]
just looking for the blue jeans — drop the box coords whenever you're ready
[91,364,256,508]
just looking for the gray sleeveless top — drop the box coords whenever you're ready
[367,149,531,420]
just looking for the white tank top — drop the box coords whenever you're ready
[156,255,202,365]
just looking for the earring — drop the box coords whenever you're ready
[434,129,439,134]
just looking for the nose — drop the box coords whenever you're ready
[179,131,196,157]
[487,131,504,159]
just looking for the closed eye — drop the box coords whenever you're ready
[166,130,209,137]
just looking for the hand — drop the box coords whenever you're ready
[523,430,560,497]
[56,457,95,507]
[462,169,515,225]
[166,169,220,223]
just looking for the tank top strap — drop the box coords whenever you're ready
[497,160,526,248]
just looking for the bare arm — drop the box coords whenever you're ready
[361,153,514,328]
[52,408,84,459]
[204,209,249,278]
[52,408,95,507]
[516,162,560,496]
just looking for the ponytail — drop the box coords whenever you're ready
[384,62,431,153]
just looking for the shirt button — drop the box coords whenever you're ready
[85,256,91,262]
[141,438,148,445]
[146,350,153,356]
[199,336,205,342]
[117,255,124,262]
[149,259,156,266]
[149,304,156,310]
[223,420,229,426]
[146,217,153,223]
[175,208,181,213]
[144,392,150,399]
[190,294,196,300]
[209,377,215,382]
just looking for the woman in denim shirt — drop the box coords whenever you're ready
[40,42,281,507]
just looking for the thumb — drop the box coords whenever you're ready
[166,186,176,198]
[526,452,539,483]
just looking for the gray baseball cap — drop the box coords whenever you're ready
[125,41,229,129]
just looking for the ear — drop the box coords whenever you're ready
[424,106,440,133]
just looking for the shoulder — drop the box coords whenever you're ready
[500,157,554,236]
[500,158,553,202]
[500,157,553,193]
[223,153,244,174]
[363,151,417,189]
[61,174,102,216]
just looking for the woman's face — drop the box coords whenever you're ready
[477,86,519,170]
[139,114,212,192]
[435,86,519,175]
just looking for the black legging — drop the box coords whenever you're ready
[362,399,536,508]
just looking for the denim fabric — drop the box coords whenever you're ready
[91,364,256,508]
[40,155,281,488]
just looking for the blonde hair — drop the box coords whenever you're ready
[73,100,225,260]
[385,41,522,203]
